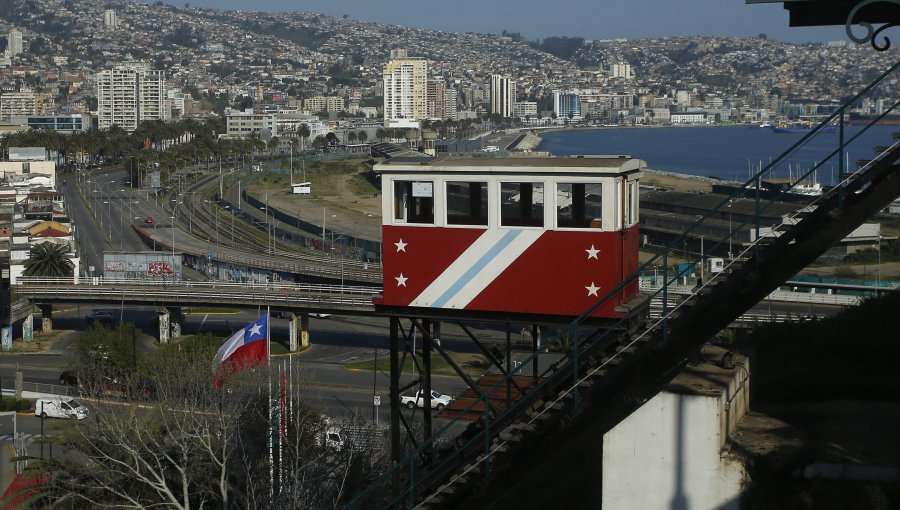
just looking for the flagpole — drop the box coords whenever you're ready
[279,362,285,492]
[267,307,274,502]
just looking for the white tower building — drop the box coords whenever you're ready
[383,49,428,128]
[490,75,516,118]
[96,62,168,132]
[7,29,23,56]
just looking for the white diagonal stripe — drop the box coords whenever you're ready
[411,229,544,309]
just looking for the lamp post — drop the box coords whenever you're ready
[225,204,235,244]
[727,199,733,260]
[171,199,181,282]
[877,234,882,291]
[260,206,275,255]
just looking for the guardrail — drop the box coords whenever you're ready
[640,279,862,306]
[14,277,382,311]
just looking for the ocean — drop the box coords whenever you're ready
[538,124,898,186]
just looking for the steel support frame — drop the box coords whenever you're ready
[388,313,551,497]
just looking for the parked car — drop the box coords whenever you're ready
[144,216,154,224]
[34,396,88,420]
[85,310,114,326]
[400,390,453,410]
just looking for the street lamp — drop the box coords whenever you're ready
[225,204,235,244]
[260,206,275,255]
[171,199,181,282]
[727,199,733,260]
[877,234,882,291]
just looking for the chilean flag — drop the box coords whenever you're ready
[212,315,269,384]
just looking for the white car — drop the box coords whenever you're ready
[401,390,452,410]
[85,310,115,324]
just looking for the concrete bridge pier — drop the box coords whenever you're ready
[158,311,170,344]
[288,313,309,352]
[38,304,52,334]
[156,307,182,344]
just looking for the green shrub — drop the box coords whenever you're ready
[0,397,17,411]
[15,399,30,411]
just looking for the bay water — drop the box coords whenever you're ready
[538,124,898,186]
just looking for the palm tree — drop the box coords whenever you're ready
[298,124,311,151]
[347,131,358,145]
[357,130,368,144]
[23,242,75,278]
[375,128,386,142]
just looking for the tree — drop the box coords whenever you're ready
[298,123,311,150]
[41,337,386,508]
[22,242,74,278]
[357,130,368,144]
[347,131,358,145]
[375,128,386,142]
[325,132,339,146]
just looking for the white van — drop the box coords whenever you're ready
[35,396,88,420]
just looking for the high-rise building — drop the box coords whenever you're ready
[553,91,581,119]
[609,63,633,79]
[103,10,118,28]
[96,62,167,132]
[426,79,446,120]
[7,29,22,56]
[383,49,428,128]
[490,75,516,118]
[0,91,41,118]
[443,87,459,121]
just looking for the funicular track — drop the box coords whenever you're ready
[346,61,900,509]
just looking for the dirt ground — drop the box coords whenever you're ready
[757,400,900,465]
[249,159,383,241]
[641,169,714,193]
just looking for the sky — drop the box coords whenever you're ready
[171,0,851,44]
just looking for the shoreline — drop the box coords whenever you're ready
[536,122,751,136]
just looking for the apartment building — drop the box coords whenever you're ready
[383,49,428,128]
[303,96,346,113]
[0,91,42,118]
[103,10,118,29]
[512,101,537,119]
[426,79,446,120]
[96,62,167,132]
[6,29,22,57]
[224,108,276,138]
[490,74,516,118]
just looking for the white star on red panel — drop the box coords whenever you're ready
[586,282,600,296]
[586,245,600,260]
[395,239,407,252]
[395,273,408,287]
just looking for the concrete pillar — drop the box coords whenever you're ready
[22,315,34,342]
[38,304,52,334]
[159,311,170,344]
[288,312,301,352]
[165,307,182,340]
[300,313,309,349]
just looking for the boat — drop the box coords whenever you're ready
[770,121,836,134]
[758,121,772,128]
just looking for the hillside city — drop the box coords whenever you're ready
[0,0,897,137]
[0,0,898,508]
